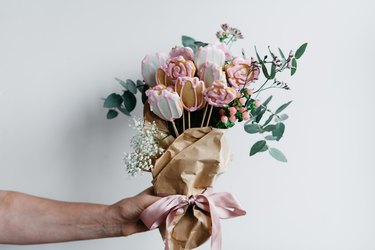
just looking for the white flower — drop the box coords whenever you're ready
[123,117,168,176]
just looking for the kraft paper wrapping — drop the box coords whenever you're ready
[144,105,231,250]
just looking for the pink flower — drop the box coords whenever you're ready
[221,115,228,124]
[229,115,236,123]
[243,111,250,121]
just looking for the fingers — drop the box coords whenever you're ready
[135,187,161,210]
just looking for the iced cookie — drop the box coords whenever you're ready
[162,56,196,85]
[175,77,205,112]
[225,57,260,90]
[203,80,236,107]
[141,53,168,87]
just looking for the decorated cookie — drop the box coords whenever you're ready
[146,85,183,121]
[194,44,227,70]
[198,62,226,87]
[169,46,195,61]
[175,77,206,112]
[203,80,236,107]
[225,57,260,90]
[141,53,168,87]
[155,68,173,87]
[162,56,196,84]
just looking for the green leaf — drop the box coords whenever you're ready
[262,95,273,107]
[103,93,123,108]
[269,63,276,79]
[291,58,297,76]
[272,122,285,141]
[278,48,286,61]
[194,41,208,47]
[255,46,270,79]
[126,79,137,94]
[118,106,131,116]
[268,147,288,162]
[295,43,308,59]
[278,114,289,121]
[260,144,268,152]
[244,123,262,134]
[115,78,127,89]
[265,135,277,140]
[106,109,118,119]
[255,107,266,123]
[182,35,196,46]
[275,101,292,114]
[263,114,274,127]
[263,124,276,132]
[250,140,267,156]
[122,91,137,112]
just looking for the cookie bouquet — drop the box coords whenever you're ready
[103,24,307,249]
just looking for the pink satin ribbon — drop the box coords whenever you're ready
[140,188,246,250]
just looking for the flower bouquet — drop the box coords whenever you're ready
[103,24,307,250]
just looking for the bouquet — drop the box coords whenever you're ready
[103,24,307,250]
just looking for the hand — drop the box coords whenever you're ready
[107,187,161,236]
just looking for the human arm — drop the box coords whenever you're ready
[0,188,159,244]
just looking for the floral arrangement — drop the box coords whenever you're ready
[103,24,307,249]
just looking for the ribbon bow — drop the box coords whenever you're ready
[140,188,246,250]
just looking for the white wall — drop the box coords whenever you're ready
[1,0,374,249]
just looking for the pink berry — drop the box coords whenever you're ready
[239,97,246,105]
[239,107,246,113]
[247,88,254,95]
[236,92,242,98]
[229,115,236,123]
[243,111,250,120]
[221,115,228,123]
[229,107,237,115]
[219,109,225,116]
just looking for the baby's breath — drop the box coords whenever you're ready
[123,117,167,176]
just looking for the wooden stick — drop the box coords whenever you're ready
[182,111,185,132]
[188,112,191,129]
[172,121,179,137]
[206,105,214,127]
[201,104,209,127]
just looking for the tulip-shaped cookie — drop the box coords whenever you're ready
[175,77,206,130]
[146,85,183,136]
[141,53,168,87]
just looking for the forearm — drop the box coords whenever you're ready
[0,191,122,244]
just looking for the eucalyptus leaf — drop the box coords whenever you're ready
[263,124,276,132]
[106,109,118,119]
[260,144,268,152]
[255,107,266,123]
[278,114,289,121]
[263,114,274,126]
[295,43,308,59]
[182,36,197,52]
[265,135,277,140]
[244,123,262,134]
[272,122,285,141]
[268,147,288,162]
[115,78,127,89]
[122,91,137,112]
[250,140,267,156]
[270,63,276,79]
[103,93,123,108]
[262,95,273,107]
[118,106,131,116]
[126,79,137,94]
[194,41,208,47]
[291,58,297,76]
[275,101,292,114]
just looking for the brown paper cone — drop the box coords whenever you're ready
[151,127,231,249]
